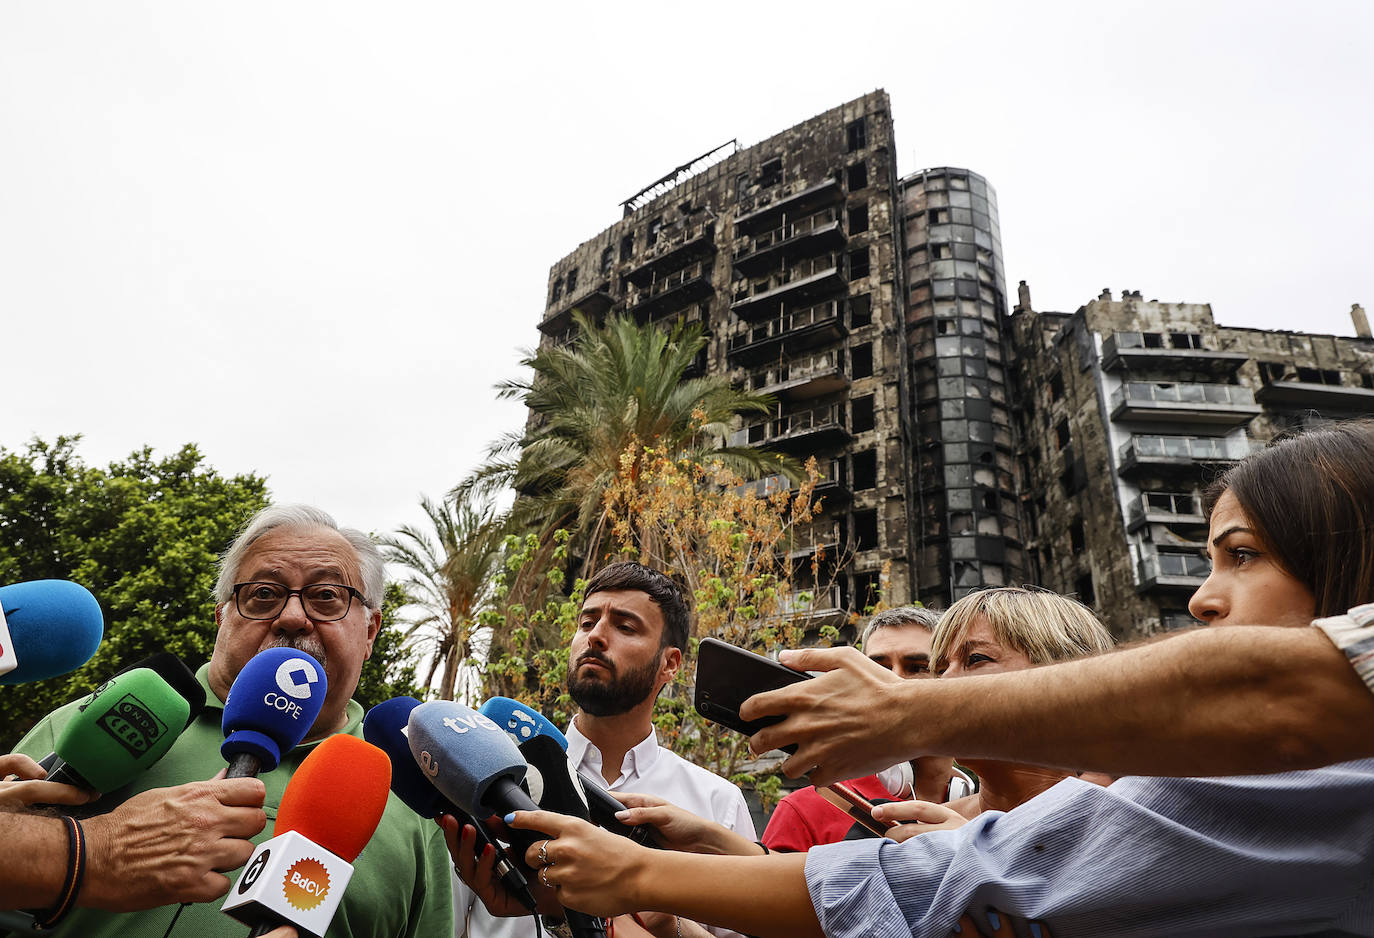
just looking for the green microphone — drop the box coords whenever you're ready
[45,667,193,792]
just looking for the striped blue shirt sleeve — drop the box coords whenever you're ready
[1314,602,1374,693]
[804,764,1374,937]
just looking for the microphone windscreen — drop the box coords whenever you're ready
[363,697,447,818]
[222,648,327,772]
[53,667,192,792]
[0,580,104,685]
[111,652,206,728]
[479,696,569,750]
[275,734,392,862]
[407,700,526,818]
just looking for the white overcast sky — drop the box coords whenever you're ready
[2,1,1370,543]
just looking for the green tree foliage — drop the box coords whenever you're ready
[352,582,425,710]
[380,493,506,702]
[461,312,791,568]
[0,438,269,749]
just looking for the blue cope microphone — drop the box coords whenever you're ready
[222,647,327,778]
[363,697,536,912]
[407,701,607,938]
[0,580,104,685]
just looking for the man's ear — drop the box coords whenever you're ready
[214,603,225,628]
[658,645,683,686]
[364,608,383,657]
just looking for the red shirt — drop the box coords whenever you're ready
[761,774,893,852]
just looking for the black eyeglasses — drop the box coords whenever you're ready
[232,582,366,622]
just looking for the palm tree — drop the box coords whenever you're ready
[461,312,792,566]
[380,492,507,702]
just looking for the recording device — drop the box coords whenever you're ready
[221,647,327,778]
[222,734,391,938]
[39,666,194,792]
[363,697,535,912]
[406,700,608,938]
[816,781,897,838]
[0,579,103,685]
[693,637,811,751]
[481,697,656,847]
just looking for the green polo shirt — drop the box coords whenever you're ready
[13,665,453,938]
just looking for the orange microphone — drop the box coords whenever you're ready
[223,734,392,938]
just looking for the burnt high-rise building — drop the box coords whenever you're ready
[532,90,1374,634]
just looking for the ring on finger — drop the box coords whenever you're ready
[539,865,554,889]
[537,840,550,865]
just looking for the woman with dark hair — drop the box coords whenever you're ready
[1191,418,1374,625]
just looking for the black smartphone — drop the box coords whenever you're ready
[817,781,897,837]
[694,637,811,749]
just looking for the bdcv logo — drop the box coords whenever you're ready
[282,857,330,911]
[96,693,168,756]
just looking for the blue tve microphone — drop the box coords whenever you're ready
[364,697,536,912]
[407,701,606,938]
[222,647,327,778]
[480,696,569,749]
[0,580,104,685]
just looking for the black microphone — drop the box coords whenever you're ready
[362,696,535,912]
[407,701,607,938]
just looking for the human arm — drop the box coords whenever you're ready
[611,792,765,856]
[743,624,1374,782]
[509,810,821,938]
[0,776,265,912]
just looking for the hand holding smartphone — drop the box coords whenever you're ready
[816,781,898,837]
[693,638,811,752]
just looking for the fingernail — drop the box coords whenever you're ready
[503,812,516,825]
[614,810,630,820]
[988,912,1001,930]
[1030,924,1043,938]
[952,922,961,934]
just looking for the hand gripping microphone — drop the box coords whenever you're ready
[481,697,656,847]
[363,697,535,912]
[407,701,608,938]
[41,666,194,792]
[0,579,103,685]
[223,734,391,938]
[222,648,327,778]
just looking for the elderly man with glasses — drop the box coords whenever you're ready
[9,505,453,938]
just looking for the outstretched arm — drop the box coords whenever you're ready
[744,624,1374,783]
[509,811,819,938]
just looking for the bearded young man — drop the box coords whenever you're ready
[450,561,754,938]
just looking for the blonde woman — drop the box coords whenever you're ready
[872,588,1114,838]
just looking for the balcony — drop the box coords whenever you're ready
[1255,378,1374,411]
[624,222,717,288]
[1126,491,1207,533]
[730,254,847,320]
[748,349,848,402]
[626,261,714,320]
[1137,546,1209,593]
[727,300,848,366]
[733,458,851,506]
[539,286,614,337]
[1110,381,1260,427]
[1118,434,1254,478]
[730,402,850,454]
[1101,331,1249,375]
[732,207,847,277]
[734,177,844,234]
[774,583,848,629]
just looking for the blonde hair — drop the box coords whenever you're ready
[931,587,1114,671]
